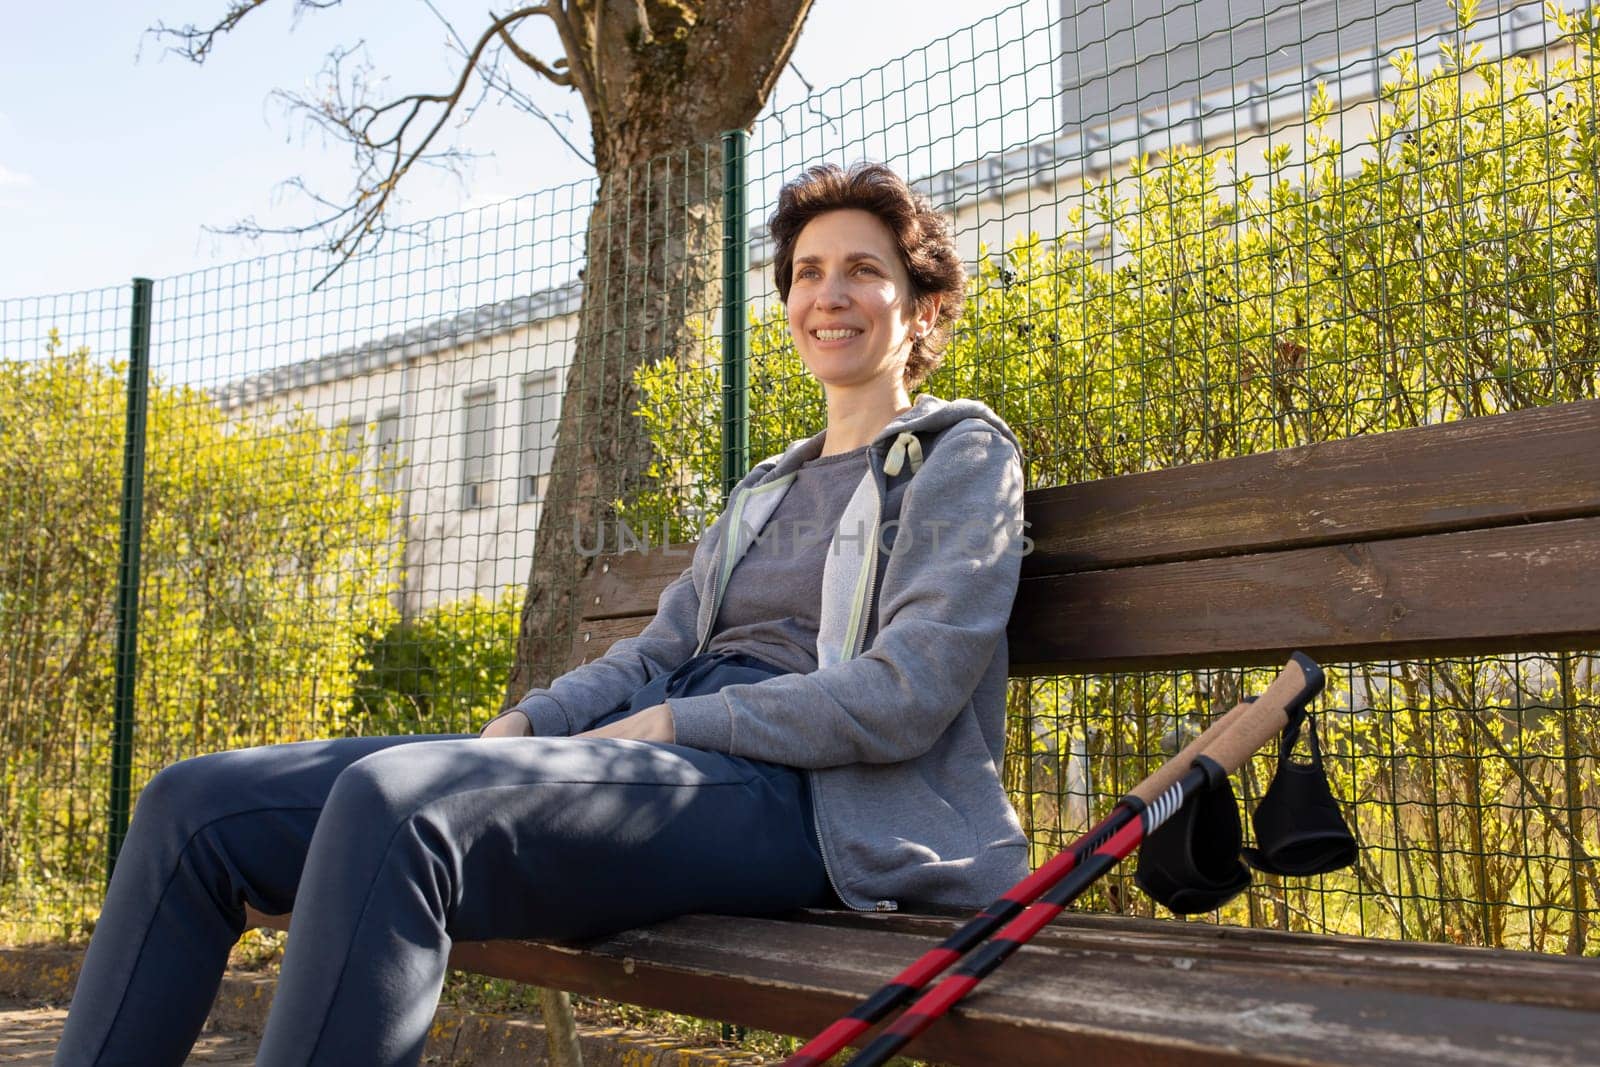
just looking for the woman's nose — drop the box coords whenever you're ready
[816,276,849,308]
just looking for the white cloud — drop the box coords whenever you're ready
[0,162,32,188]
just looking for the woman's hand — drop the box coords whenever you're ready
[573,703,676,743]
[479,710,533,738]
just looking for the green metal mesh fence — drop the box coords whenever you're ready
[2,286,137,941]
[625,0,1600,954]
[2,0,1596,959]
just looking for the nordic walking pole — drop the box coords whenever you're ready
[835,652,1325,1067]
[787,652,1324,1067]
[780,665,1299,1067]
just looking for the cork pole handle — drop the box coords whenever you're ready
[1202,652,1325,777]
[1129,698,1252,807]
[1129,653,1325,807]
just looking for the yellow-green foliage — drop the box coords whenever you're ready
[1,333,399,940]
[630,13,1600,497]
[618,312,828,542]
[627,9,1600,952]
[352,589,522,735]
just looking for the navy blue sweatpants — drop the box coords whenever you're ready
[55,651,830,1066]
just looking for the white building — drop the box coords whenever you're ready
[215,285,579,616]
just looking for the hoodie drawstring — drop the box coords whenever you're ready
[883,431,923,477]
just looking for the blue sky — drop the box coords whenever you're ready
[0,1,1026,300]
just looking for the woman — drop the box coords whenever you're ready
[56,161,1029,1067]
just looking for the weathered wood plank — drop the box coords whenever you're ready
[1023,397,1600,576]
[566,613,652,668]
[1010,515,1600,673]
[568,402,1600,671]
[250,904,1600,1063]
[569,516,1600,673]
[585,401,1600,593]
[580,550,694,621]
[794,909,1600,1011]
[448,914,1600,1066]
[252,905,1600,1019]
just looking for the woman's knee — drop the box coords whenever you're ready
[323,744,451,830]
[130,751,238,834]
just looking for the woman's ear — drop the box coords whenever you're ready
[913,294,941,339]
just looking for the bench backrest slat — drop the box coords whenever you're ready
[582,549,697,621]
[567,398,1600,673]
[1010,515,1600,673]
[1022,398,1600,574]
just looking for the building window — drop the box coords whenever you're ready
[519,373,561,503]
[461,387,496,510]
[341,418,366,471]
[375,409,402,495]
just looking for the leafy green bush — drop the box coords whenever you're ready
[0,334,399,940]
[353,590,522,735]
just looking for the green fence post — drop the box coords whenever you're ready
[720,128,750,503]
[107,277,153,883]
[718,132,750,1048]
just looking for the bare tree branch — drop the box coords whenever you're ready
[157,0,811,279]
[149,0,342,63]
[204,6,554,285]
[420,1,591,164]
[154,1,595,285]
[496,22,571,86]
[771,60,839,139]
[469,52,593,165]
[540,4,604,136]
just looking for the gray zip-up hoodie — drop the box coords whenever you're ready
[513,394,1031,910]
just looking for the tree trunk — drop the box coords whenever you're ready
[501,140,727,1067]
[502,144,724,705]
[500,9,814,1063]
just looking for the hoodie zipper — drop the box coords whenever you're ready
[807,784,851,907]
[850,449,887,660]
[694,485,748,656]
[807,783,896,910]
[692,524,729,656]
[809,444,897,912]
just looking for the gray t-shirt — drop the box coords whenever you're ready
[706,443,870,674]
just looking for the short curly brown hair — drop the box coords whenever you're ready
[769,162,966,390]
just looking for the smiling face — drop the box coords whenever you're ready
[785,208,937,395]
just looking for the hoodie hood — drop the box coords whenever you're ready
[703,393,1023,679]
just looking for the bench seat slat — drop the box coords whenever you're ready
[796,911,1600,1011]
[444,913,1600,1066]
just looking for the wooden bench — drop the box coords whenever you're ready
[256,397,1600,1064]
